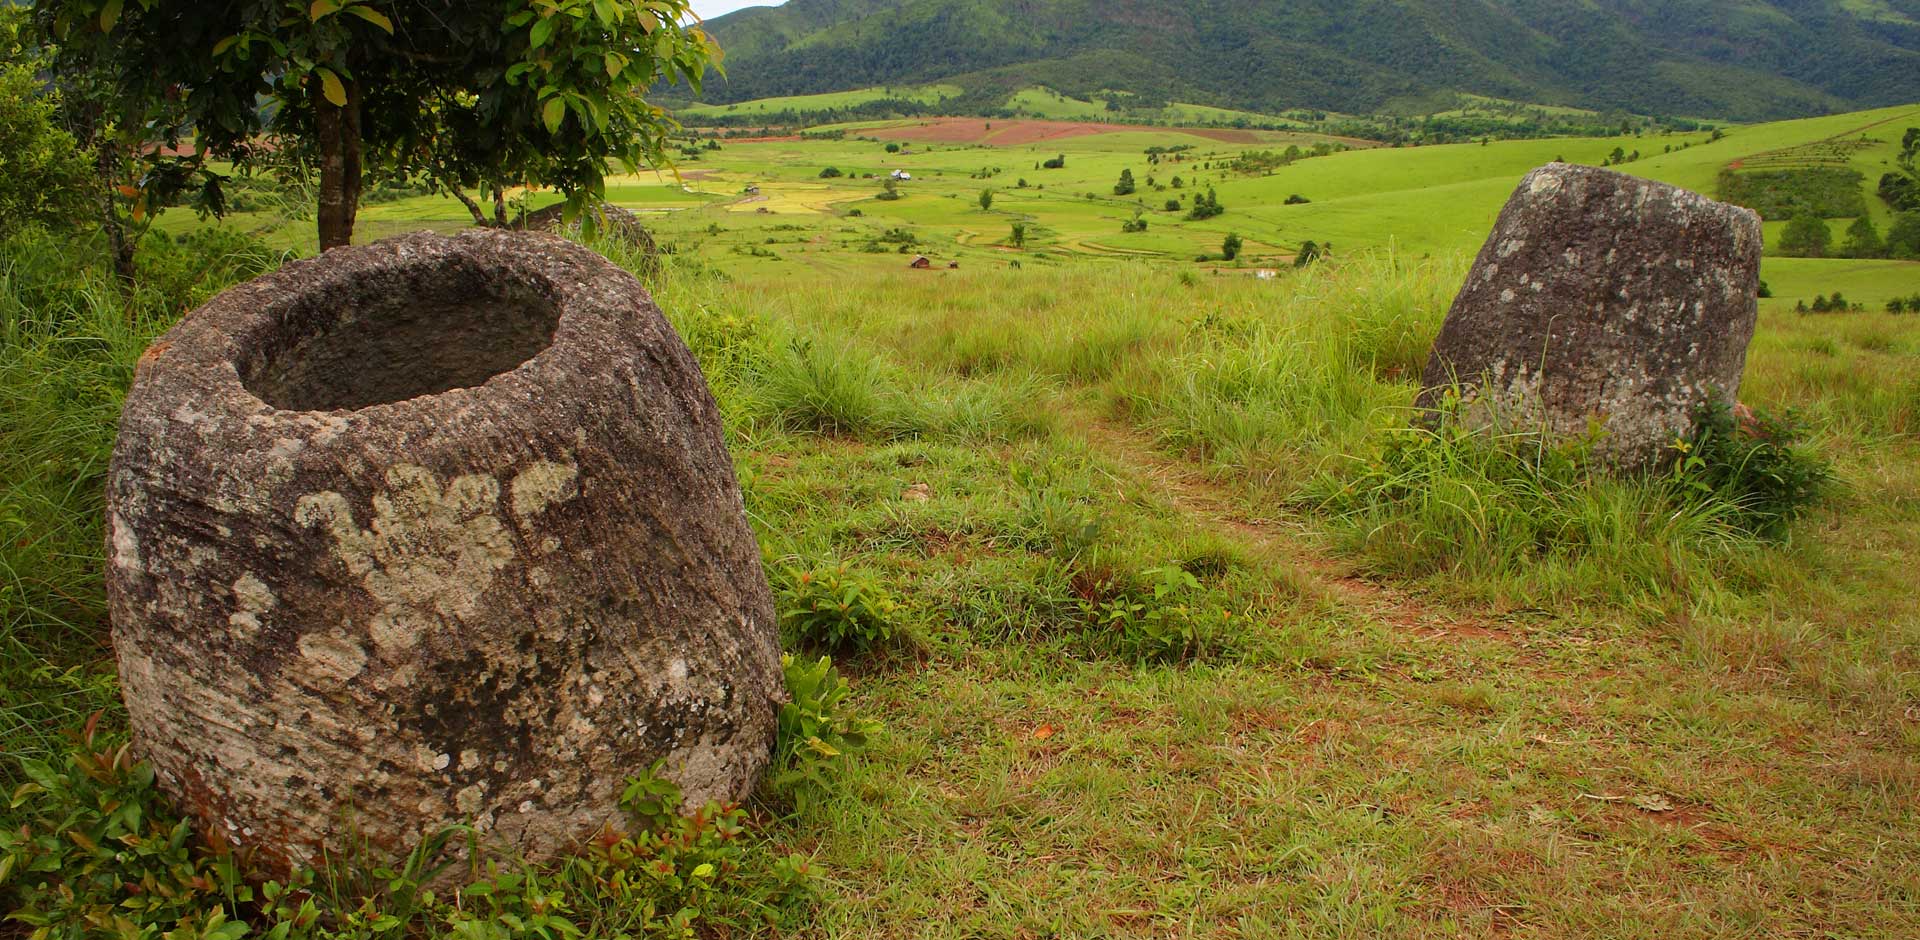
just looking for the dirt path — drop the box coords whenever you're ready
[1069,410,1513,642]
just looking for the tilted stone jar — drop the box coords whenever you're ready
[1416,163,1763,470]
[105,229,780,875]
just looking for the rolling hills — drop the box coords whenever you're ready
[693,0,1920,122]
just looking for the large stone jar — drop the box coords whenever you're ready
[1416,163,1763,470]
[105,230,781,875]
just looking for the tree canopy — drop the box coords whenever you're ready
[1777,215,1832,258]
[0,8,93,238]
[41,0,720,249]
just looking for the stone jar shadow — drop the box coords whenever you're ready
[105,229,781,877]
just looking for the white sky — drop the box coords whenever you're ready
[688,0,788,21]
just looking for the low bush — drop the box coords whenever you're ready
[2,657,878,939]
[1672,401,1831,538]
[776,560,901,652]
[771,654,882,812]
[1080,564,1229,663]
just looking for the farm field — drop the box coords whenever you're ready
[675,83,965,119]
[190,103,1920,313]
[10,92,1920,937]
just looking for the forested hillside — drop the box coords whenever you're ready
[694,0,1920,121]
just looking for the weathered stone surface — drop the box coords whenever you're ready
[515,203,660,274]
[1416,163,1763,468]
[106,229,780,876]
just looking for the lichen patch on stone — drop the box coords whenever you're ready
[297,630,368,682]
[295,466,517,651]
[510,460,580,520]
[229,573,275,637]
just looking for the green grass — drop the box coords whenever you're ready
[0,226,293,778]
[1004,87,1114,120]
[676,84,964,119]
[8,104,1920,939]
[238,102,1912,295]
[665,260,1920,937]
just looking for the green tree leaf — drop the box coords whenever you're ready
[315,67,347,106]
[346,6,394,33]
[529,15,556,49]
[542,96,566,134]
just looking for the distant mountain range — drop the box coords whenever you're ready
[695,0,1920,121]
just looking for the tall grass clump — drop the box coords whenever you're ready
[642,265,1054,445]
[756,336,919,437]
[1310,398,1830,608]
[0,226,290,786]
[1118,252,1461,487]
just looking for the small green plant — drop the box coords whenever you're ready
[777,561,901,651]
[1,715,247,940]
[772,654,880,812]
[1083,566,1225,662]
[1012,463,1104,561]
[2,718,820,940]
[576,762,771,938]
[1670,401,1831,538]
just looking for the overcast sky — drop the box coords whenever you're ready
[689,0,787,21]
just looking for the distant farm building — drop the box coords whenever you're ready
[890,170,913,181]
[909,255,932,269]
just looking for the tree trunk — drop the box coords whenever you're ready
[315,79,364,251]
[492,185,508,227]
[447,183,489,226]
[96,141,137,287]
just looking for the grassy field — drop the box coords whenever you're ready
[180,103,1920,311]
[676,84,964,119]
[621,260,1920,939]
[8,103,1920,938]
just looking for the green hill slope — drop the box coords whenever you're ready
[696,0,1920,121]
